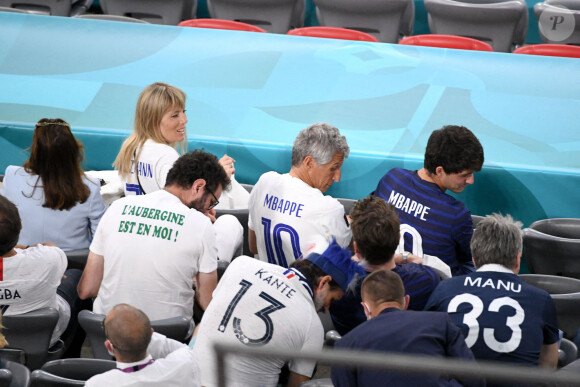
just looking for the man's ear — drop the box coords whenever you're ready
[317,275,332,291]
[191,179,206,195]
[514,252,522,274]
[403,295,410,311]
[435,166,445,176]
[303,155,316,170]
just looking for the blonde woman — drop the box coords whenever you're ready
[114,82,243,261]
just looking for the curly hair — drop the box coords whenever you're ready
[165,150,230,193]
[424,125,484,174]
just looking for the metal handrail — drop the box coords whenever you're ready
[214,343,580,386]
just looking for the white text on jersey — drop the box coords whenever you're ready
[388,190,430,221]
[464,277,522,293]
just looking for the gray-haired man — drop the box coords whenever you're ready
[248,123,351,267]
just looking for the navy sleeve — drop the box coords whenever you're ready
[331,339,359,387]
[451,210,476,276]
[444,316,486,387]
[542,294,560,345]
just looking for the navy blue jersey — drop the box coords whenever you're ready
[373,168,475,276]
[331,308,480,387]
[425,267,559,365]
[330,263,440,335]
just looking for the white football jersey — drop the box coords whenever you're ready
[248,172,351,267]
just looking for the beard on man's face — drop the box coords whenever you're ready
[188,192,209,212]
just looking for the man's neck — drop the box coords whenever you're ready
[289,167,313,188]
[1,249,17,258]
[361,257,396,272]
[417,168,445,192]
[164,185,185,204]
[374,302,402,316]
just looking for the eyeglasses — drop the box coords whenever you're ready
[206,187,219,210]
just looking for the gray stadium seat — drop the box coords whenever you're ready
[337,198,355,216]
[215,208,251,257]
[519,274,580,294]
[79,310,190,360]
[207,0,303,33]
[0,360,30,387]
[299,378,333,387]
[424,0,528,52]
[471,215,484,228]
[75,14,150,23]
[63,249,90,270]
[313,0,414,43]
[39,358,115,382]
[0,0,92,16]
[99,0,195,25]
[0,6,28,13]
[535,0,580,45]
[559,338,578,368]
[3,308,61,371]
[523,219,580,279]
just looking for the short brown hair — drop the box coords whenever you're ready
[361,269,405,306]
[350,196,400,265]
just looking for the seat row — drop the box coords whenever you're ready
[1,0,580,51]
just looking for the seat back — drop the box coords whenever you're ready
[79,310,191,359]
[551,292,580,339]
[399,34,493,51]
[535,1,580,45]
[530,218,580,239]
[76,14,151,23]
[215,208,251,256]
[559,338,578,368]
[0,360,30,387]
[100,0,195,25]
[0,369,11,387]
[519,274,580,294]
[0,0,71,15]
[77,310,110,360]
[178,18,267,32]
[0,6,28,12]
[424,0,528,52]
[150,316,190,342]
[40,358,116,381]
[513,44,580,58]
[287,26,379,42]
[523,228,580,279]
[207,0,301,33]
[299,378,334,386]
[63,249,90,270]
[30,370,83,387]
[314,0,413,43]
[336,198,356,215]
[3,308,59,370]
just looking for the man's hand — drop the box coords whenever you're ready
[219,154,235,177]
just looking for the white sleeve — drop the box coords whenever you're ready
[197,219,218,274]
[154,149,179,189]
[86,177,107,237]
[89,201,118,256]
[288,313,324,377]
[322,199,352,247]
[247,180,260,231]
[147,332,187,359]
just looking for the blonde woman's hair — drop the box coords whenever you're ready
[114,82,187,179]
[0,313,8,348]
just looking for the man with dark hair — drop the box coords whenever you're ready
[332,270,479,387]
[0,195,86,355]
[86,304,201,386]
[79,150,229,332]
[248,122,351,268]
[192,241,365,387]
[426,214,559,368]
[330,196,440,334]
[373,125,484,276]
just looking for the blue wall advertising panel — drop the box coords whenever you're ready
[1,12,579,228]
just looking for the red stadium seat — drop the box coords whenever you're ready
[287,26,379,42]
[513,44,580,58]
[399,34,493,51]
[178,18,267,33]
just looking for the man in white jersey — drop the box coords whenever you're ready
[248,122,351,267]
[78,150,229,331]
[192,241,365,387]
[86,304,201,387]
[0,195,87,355]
